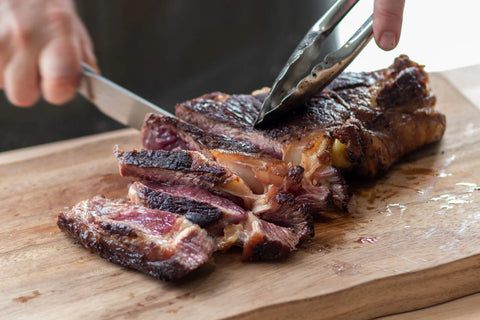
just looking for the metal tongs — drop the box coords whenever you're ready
[254,0,373,127]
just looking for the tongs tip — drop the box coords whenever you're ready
[255,0,373,127]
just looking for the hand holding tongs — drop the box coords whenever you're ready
[255,0,373,127]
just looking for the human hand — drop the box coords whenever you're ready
[0,0,96,107]
[373,0,405,51]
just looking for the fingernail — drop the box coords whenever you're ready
[379,32,397,51]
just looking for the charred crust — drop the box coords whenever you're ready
[116,149,194,171]
[98,221,138,237]
[144,114,261,154]
[116,148,229,183]
[274,190,297,206]
[287,165,304,186]
[376,67,428,108]
[247,241,291,261]
[141,188,222,227]
[331,120,364,164]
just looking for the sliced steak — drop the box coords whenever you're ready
[252,185,313,241]
[210,150,304,194]
[127,182,310,256]
[139,117,349,212]
[114,146,254,207]
[239,212,300,261]
[141,114,261,157]
[57,196,215,281]
[128,181,247,251]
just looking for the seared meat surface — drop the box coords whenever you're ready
[58,56,446,281]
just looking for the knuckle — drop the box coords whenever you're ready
[10,22,32,49]
[45,9,75,35]
[376,7,402,21]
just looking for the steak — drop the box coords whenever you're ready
[251,185,313,241]
[58,56,447,281]
[57,196,215,281]
[175,55,446,178]
[239,212,300,261]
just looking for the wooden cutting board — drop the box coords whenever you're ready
[1,66,480,320]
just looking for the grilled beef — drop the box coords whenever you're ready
[128,181,247,251]
[57,196,215,281]
[114,146,253,207]
[175,55,446,178]
[141,113,261,157]
[128,181,310,258]
[251,185,313,240]
[239,212,300,261]
[140,115,349,212]
[58,56,446,281]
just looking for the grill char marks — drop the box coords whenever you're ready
[57,196,215,281]
[140,116,350,213]
[129,182,227,228]
[328,57,445,177]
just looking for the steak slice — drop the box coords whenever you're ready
[141,113,261,157]
[57,196,215,281]
[239,212,300,261]
[128,181,247,251]
[175,55,446,178]
[114,146,254,207]
[251,185,313,241]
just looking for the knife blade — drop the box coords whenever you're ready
[78,63,174,130]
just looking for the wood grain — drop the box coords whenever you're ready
[1,68,480,320]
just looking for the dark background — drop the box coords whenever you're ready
[1,0,336,152]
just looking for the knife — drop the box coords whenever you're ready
[254,0,373,127]
[78,63,174,130]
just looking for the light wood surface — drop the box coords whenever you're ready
[1,67,480,320]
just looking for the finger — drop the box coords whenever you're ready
[3,49,40,107]
[76,21,99,73]
[0,37,9,89]
[373,0,405,51]
[39,36,81,105]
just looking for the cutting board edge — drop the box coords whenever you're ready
[226,254,480,320]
